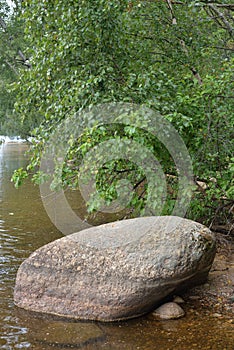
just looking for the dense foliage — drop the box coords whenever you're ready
[0,0,29,135]
[8,0,234,231]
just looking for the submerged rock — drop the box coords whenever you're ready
[173,296,185,304]
[152,302,185,319]
[14,216,216,322]
[31,321,105,347]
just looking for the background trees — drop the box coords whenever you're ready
[0,0,30,135]
[9,0,234,232]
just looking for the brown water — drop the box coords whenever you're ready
[0,143,233,350]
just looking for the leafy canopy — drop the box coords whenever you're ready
[12,0,234,228]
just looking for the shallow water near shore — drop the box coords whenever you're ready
[0,143,233,349]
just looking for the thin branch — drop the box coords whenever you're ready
[160,0,184,4]
[208,4,234,35]
[207,45,234,51]
[204,6,226,28]
[0,16,7,30]
[200,2,234,10]
[160,0,234,8]
[18,49,27,61]
[191,67,203,85]
[5,60,19,75]
[180,39,203,84]
[16,50,31,68]
[166,0,177,24]
[133,177,146,191]
[214,95,234,99]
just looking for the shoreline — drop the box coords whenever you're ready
[182,236,234,318]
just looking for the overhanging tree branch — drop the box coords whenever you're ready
[206,4,234,35]
[0,14,30,73]
[200,2,234,10]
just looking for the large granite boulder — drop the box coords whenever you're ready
[14,216,216,321]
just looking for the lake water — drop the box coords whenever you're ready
[0,143,233,350]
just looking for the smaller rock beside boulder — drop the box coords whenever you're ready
[152,302,185,320]
[173,296,185,304]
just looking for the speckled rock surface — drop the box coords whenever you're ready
[14,216,216,321]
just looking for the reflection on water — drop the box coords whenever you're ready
[0,143,62,349]
[0,144,233,350]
